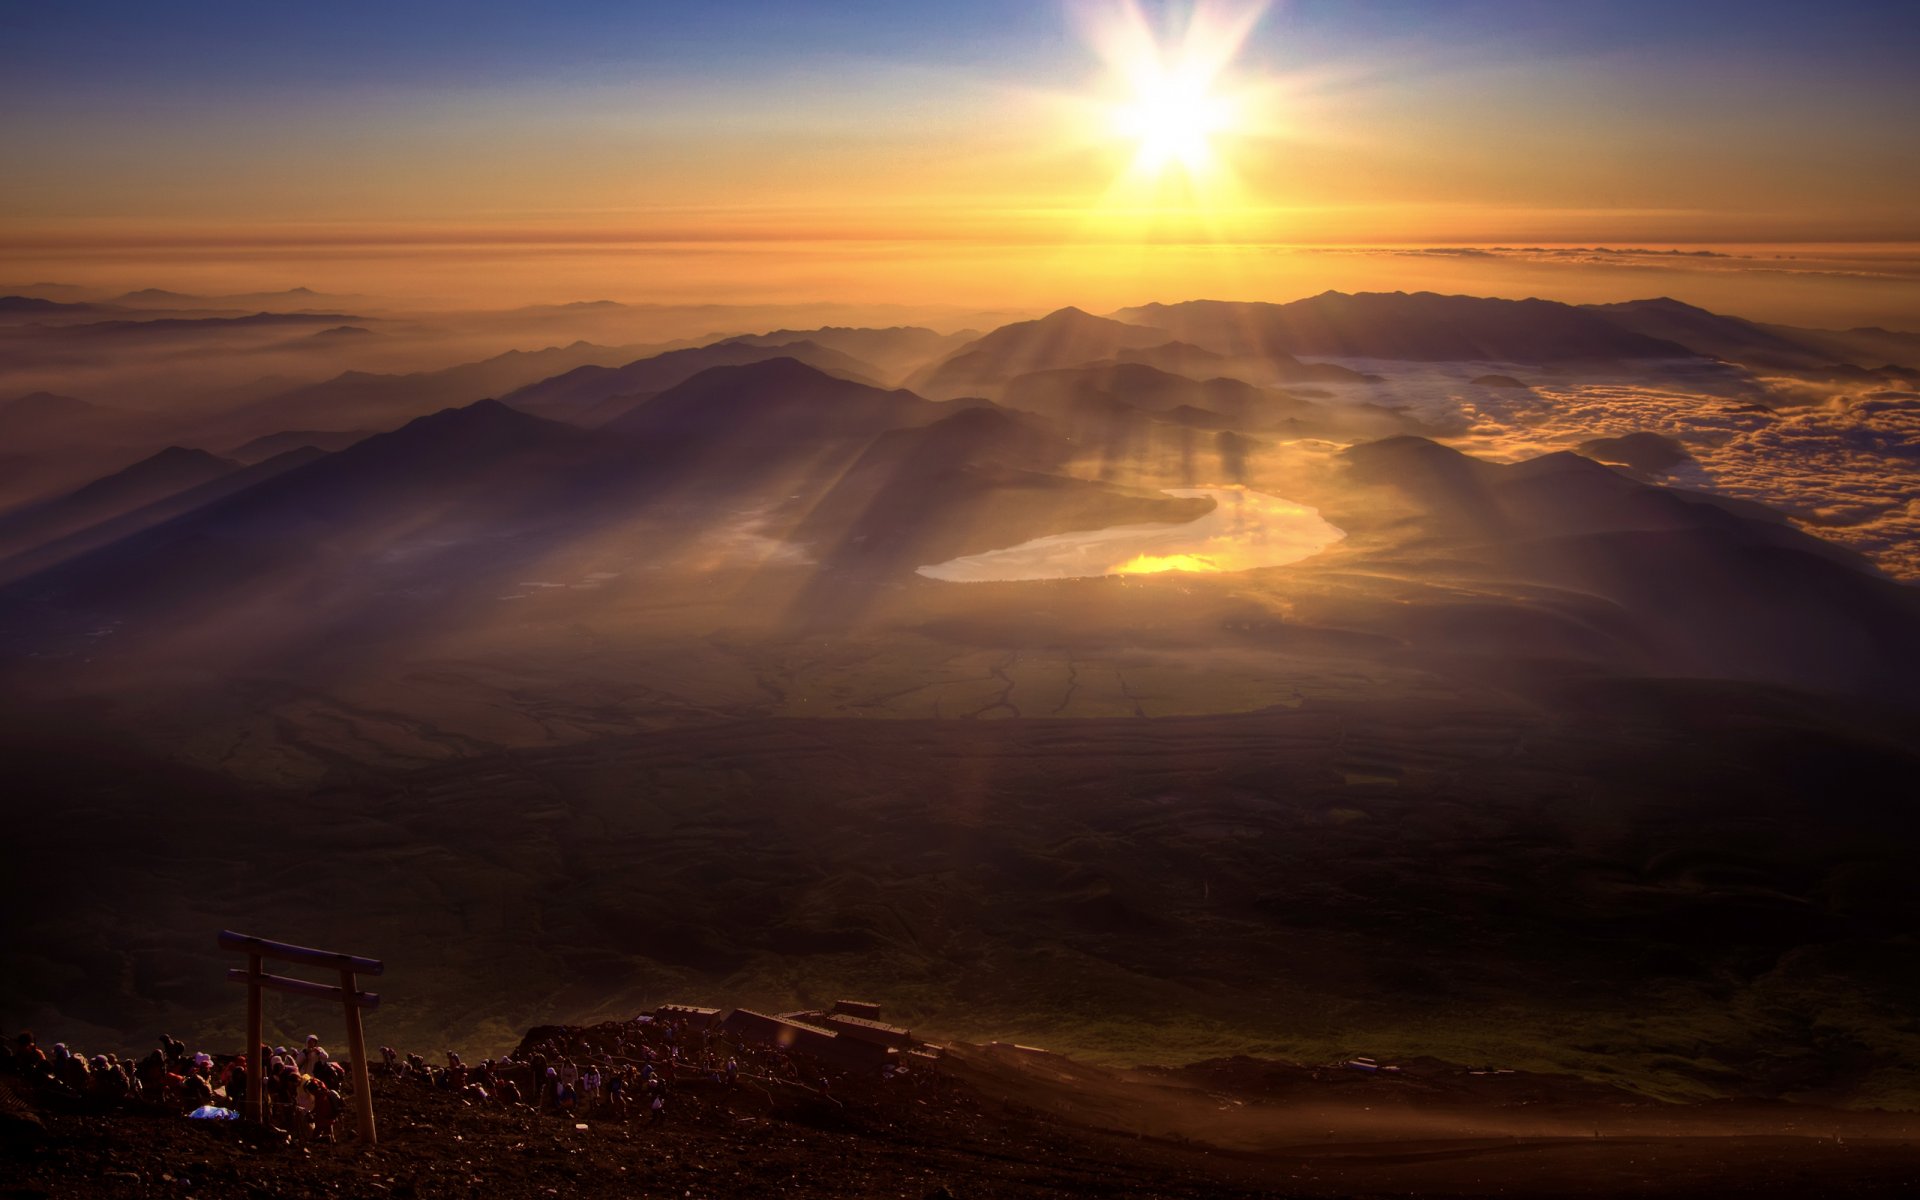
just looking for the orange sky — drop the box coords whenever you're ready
[5,3,1920,324]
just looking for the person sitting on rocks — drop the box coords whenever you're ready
[50,1044,91,1095]
[181,1057,215,1111]
[92,1055,129,1103]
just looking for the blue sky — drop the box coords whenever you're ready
[8,1,1920,93]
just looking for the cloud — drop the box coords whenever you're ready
[1376,372,1920,579]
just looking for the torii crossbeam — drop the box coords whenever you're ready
[218,930,384,1145]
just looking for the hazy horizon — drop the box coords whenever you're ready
[6,4,1920,1196]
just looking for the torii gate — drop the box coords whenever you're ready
[219,930,383,1145]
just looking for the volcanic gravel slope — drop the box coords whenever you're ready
[5,1044,1920,1199]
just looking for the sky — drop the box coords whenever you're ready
[5,1,1920,314]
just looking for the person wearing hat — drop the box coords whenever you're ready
[299,1035,330,1075]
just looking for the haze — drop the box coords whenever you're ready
[4,4,1920,1198]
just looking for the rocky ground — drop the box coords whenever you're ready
[5,1039,1920,1199]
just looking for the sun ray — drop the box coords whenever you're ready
[1060,0,1273,247]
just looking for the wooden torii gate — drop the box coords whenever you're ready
[219,930,383,1145]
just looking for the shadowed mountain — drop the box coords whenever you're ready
[503,339,883,424]
[1583,298,1859,374]
[602,357,958,489]
[302,325,374,341]
[0,394,183,512]
[1116,292,1700,362]
[214,340,687,436]
[789,405,1209,571]
[999,362,1413,450]
[0,446,241,562]
[30,311,367,339]
[0,402,608,655]
[225,428,376,463]
[1762,324,1920,373]
[1088,341,1375,386]
[109,286,357,311]
[1576,431,1695,475]
[1341,437,1920,699]
[0,365,970,652]
[0,296,113,317]
[907,307,1176,398]
[1003,363,1306,427]
[715,326,976,384]
[0,447,326,586]
[1105,340,1227,374]
[779,404,1217,625]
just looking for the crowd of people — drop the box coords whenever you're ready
[5,1008,934,1144]
[377,1012,775,1123]
[3,1029,354,1140]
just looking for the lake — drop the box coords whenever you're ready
[916,487,1345,583]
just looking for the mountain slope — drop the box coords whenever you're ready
[0,447,326,585]
[789,405,1214,573]
[1116,292,1700,362]
[604,357,947,445]
[1341,437,1920,698]
[218,340,688,436]
[716,326,975,384]
[906,308,1176,398]
[0,402,605,646]
[0,446,241,561]
[504,340,882,424]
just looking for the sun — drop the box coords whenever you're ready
[1082,1,1266,183]
[1113,65,1234,174]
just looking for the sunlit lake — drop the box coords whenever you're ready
[916,487,1346,583]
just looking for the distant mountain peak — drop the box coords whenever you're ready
[2,390,96,416]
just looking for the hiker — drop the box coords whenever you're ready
[299,1035,330,1075]
[52,1044,90,1094]
[13,1033,49,1078]
[273,1064,302,1131]
[292,1071,317,1133]
[224,1054,248,1111]
[725,1057,739,1088]
[309,1079,339,1142]
[181,1056,214,1111]
[93,1055,130,1102]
